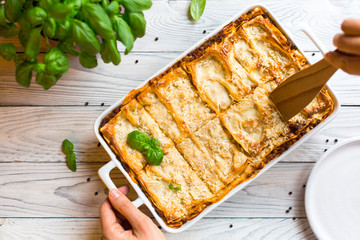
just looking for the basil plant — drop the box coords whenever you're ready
[0,0,152,89]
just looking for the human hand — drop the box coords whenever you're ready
[100,186,166,240]
[324,19,360,75]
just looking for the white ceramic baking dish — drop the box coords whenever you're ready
[95,4,339,233]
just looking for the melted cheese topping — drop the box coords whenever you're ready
[100,7,334,229]
[189,55,233,112]
[154,69,215,132]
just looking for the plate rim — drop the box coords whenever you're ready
[305,136,360,240]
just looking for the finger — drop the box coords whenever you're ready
[118,185,129,195]
[100,199,125,238]
[333,33,360,55]
[108,187,149,231]
[341,18,360,35]
[325,51,360,75]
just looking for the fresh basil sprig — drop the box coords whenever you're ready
[62,139,77,172]
[0,0,152,89]
[169,183,181,191]
[0,43,16,61]
[190,0,206,22]
[127,131,164,166]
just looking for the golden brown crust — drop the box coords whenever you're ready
[100,6,335,228]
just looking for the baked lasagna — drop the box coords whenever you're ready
[100,7,334,228]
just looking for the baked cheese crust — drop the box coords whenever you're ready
[100,7,334,228]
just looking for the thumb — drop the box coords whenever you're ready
[108,187,148,230]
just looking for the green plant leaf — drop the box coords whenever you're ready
[79,51,98,69]
[43,18,57,38]
[0,44,16,61]
[71,19,101,55]
[44,47,70,75]
[100,38,121,65]
[62,139,77,172]
[62,139,74,153]
[120,0,152,12]
[67,152,77,172]
[25,27,42,61]
[112,16,134,54]
[127,131,163,165]
[169,183,181,191]
[0,5,9,27]
[127,131,150,152]
[4,0,23,23]
[190,0,206,22]
[26,7,47,26]
[33,63,46,73]
[16,61,35,88]
[81,3,115,40]
[106,1,120,16]
[145,144,163,165]
[48,1,81,21]
[125,12,146,38]
[36,72,60,90]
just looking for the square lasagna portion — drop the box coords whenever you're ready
[100,7,334,228]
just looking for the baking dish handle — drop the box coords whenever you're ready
[98,161,144,208]
[294,24,328,56]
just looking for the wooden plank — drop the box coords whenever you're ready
[0,52,359,106]
[0,107,110,163]
[0,0,353,52]
[0,162,312,218]
[1,106,359,163]
[0,218,316,240]
[0,52,176,106]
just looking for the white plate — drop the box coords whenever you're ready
[305,137,360,240]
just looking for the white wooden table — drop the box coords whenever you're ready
[1,0,359,239]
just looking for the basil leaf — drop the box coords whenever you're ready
[127,131,150,152]
[58,38,80,57]
[62,139,74,153]
[33,63,46,73]
[0,5,9,27]
[44,47,70,75]
[190,0,206,22]
[16,61,35,88]
[36,72,59,90]
[4,0,23,23]
[14,54,25,68]
[0,44,16,61]
[112,16,134,54]
[56,20,71,40]
[125,12,146,38]
[82,3,115,40]
[66,152,77,172]
[48,1,81,21]
[62,139,77,172]
[121,0,152,12]
[26,7,47,26]
[43,18,57,38]
[169,183,181,191]
[79,51,98,69]
[127,131,163,165]
[25,27,42,62]
[100,38,121,65]
[146,145,163,165]
[106,1,120,16]
[71,19,101,55]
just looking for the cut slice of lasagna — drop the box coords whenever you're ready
[100,7,334,228]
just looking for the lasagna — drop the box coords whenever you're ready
[100,7,334,228]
